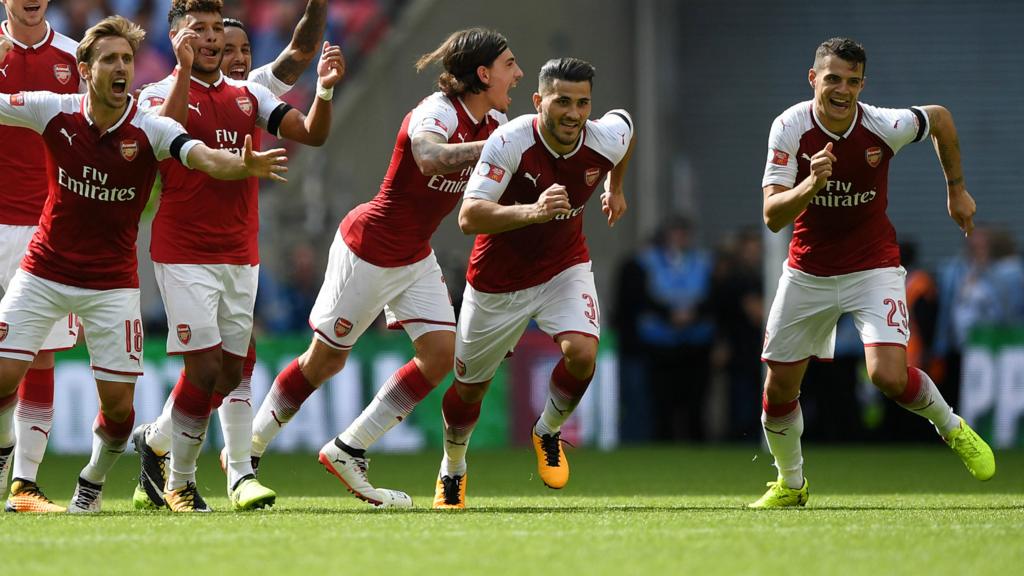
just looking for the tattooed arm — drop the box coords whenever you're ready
[411,132,485,176]
[922,105,975,236]
[270,0,328,85]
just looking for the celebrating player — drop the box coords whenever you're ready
[247,28,521,508]
[0,0,82,514]
[751,38,994,508]
[0,14,287,513]
[434,57,635,508]
[128,0,340,513]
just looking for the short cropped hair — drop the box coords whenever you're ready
[415,28,509,97]
[814,37,867,74]
[77,15,146,65]
[538,57,596,93]
[168,0,224,29]
[223,17,246,33]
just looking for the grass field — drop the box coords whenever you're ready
[1,445,1021,575]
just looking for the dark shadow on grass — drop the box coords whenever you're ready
[257,503,1023,515]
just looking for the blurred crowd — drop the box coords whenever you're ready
[612,216,1024,444]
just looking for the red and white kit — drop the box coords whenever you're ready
[455,110,633,383]
[0,92,196,381]
[761,100,930,362]
[139,72,289,357]
[0,21,82,350]
[310,92,505,349]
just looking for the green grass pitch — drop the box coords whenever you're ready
[1,446,1021,575]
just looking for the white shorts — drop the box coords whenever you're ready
[0,270,142,383]
[762,263,909,363]
[154,263,259,358]
[456,262,601,384]
[0,224,79,351]
[309,231,455,349]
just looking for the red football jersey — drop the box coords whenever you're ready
[139,72,287,265]
[762,100,930,276]
[340,92,506,267]
[0,92,195,289]
[0,21,81,225]
[463,110,634,293]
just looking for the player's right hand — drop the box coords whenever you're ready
[171,24,199,71]
[242,134,289,182]
[0,37,12,63]
[533,183,571,223]
[810,142,835,189]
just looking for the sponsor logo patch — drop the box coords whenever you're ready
[144,96,165,109]
[236,96,252,116]
[10,93,25,106]
[53,64,72,85]
[0,321,8,342]
[865,146,882,168]
[455,357,467,378]
[771,149,790,166]
[334,317,353,338]
[120,139,139,162]
[585,167,601,187]
[477,161,505,183]
[176,323,191,345]
[421,117,448,132]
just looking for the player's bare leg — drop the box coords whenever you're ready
[6,352,63,513]
[320,330,451,508]
[0,358,31,508]
[434,378,488,509]
[749,360,809,509]
[868,346,994,480]
[531,333,597,490]
[69,380,135,513]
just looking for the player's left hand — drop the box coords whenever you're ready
[0,37,12,63]
[601,184,627,228]
[317,42,346,88]
[242,134,289,182]
[948,187,976,236]
[171,23,199,71]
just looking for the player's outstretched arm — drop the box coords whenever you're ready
[459,183,572,235]
[411,132,486,176]
[763,142,835,232]
[922,105,976,236]
[187,134,288,181]
[270,0,328,85]
[276,42,344,146]
[601,132,636,227]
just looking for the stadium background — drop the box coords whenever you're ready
[6,0,1023,451]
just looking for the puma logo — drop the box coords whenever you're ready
[549,398,568,416]
[619,132,626,145]
[180,431,205,442]
[188,102,201,116]
[764,426,789,436]
[228,398,252,406]
[524,171,540,187]
[332,457,346,465]
[445,439,467,446]
[129,353,140,364]
[60,128,77,146]
[29,425,49,438]
[456,133,465,143]
[271,410,285,427]
[801,153,812,162]
[0,65,8,78]
[499,134,510,147]
[913,400,935,412]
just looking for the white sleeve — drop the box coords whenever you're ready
[0,91,64,133]
[137,81,171,112]
[140,112,199,167]
[408,96,459,140]
[247,81,288,136]
[761,113,801,189]
[487,110,509,126]
[861,103,930,155]
[464,127,523,202]
[247,64,293,98]
[587,109,634,165]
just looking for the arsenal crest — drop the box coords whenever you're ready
[120,139,139,162]
[53,64,72,85]
[865,146,882,168]
[585,167,601,187]
[455,357,467,378]
[236,96,253,116]
[334,317,353,338]
[0,321,8,342]
[176,323,192,345]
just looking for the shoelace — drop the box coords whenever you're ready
[950,432,982,459]
[352,456,371,481]
[441,475,463,505]
[174,483,202,509]
[74,483,100,508]
[539,432,572,467]
[19,482,57,503]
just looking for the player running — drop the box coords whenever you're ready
[129,0,341,513]
[0,14,287,513]
[434,57,635,508]
[248,28,522,508]
[751,38,994,508]
[0,0,82,513]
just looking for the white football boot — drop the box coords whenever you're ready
[317,439,412,508]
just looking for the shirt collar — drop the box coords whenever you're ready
[1,20,53,51]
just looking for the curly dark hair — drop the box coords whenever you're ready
[415,28,509,98]
[167,0,224,28]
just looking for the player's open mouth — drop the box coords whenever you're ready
[112,79,127,95]
[829,97,850,111]
[24,4,41,14]
[229,63,246,77]
[199,48,219,59]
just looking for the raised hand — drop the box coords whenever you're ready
[171,22,199,72]
[317,42,346,88]
[241,134,289,182]
[533,183,571,223]
[0,37,12,63]
[810,141,836,190]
